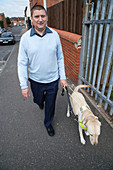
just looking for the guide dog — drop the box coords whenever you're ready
[67,85,101,146]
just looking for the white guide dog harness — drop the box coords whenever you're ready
[78,106,89,130]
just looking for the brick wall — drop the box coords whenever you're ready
[30,0,40,8]
[30,0,63,8]
[53,28,82,85]
[46,0,63,7]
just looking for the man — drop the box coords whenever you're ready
[18,5,68,137]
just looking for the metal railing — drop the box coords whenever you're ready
[79,0,113,115]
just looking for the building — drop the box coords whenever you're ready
[24,3,31,29]
[10,17,25,26]
[0,13,7,29]
[29,0,63,9]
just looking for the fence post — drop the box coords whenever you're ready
[99,34,113,105]
[91,0,107,96]
[79,0,89,84]
[95,0,113,100]
[87,0,100,92]
[85,2,94,81]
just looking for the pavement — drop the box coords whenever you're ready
[0,28,113,170]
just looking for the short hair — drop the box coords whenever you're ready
[31,5,47,17]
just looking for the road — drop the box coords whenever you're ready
[0,26,24,73]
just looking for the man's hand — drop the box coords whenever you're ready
[21,88,30,99]
[60,79,68,88]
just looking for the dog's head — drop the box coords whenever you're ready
[86,118,101,146]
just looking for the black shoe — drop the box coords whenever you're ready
[46,124,55,136]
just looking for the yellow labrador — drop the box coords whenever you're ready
[67,85,101,146]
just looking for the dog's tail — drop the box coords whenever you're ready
[74,85,90,93]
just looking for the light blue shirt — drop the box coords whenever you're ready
[18,26,66,89]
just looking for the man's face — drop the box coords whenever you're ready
[31,9,48,32]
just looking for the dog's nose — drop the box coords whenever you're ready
[94,143,98,146]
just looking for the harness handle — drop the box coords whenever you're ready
[61,87,65,96]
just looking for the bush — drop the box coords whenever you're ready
[0,20,4,28]
[6,17,11,25]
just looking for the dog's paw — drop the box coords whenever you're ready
[85,131,89,136]
[67,111,70,117]
[81,139,86,145]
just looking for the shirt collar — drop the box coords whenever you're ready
[30,26,52,37]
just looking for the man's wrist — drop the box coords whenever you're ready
[21,86,28,90]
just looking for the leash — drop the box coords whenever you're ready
[61,87,78,122]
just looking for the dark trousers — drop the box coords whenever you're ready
[29,78,59,128]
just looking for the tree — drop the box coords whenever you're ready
[0,20,4,28]
[6,17,11,25]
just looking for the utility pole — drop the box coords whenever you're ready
[43,0,47,12]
